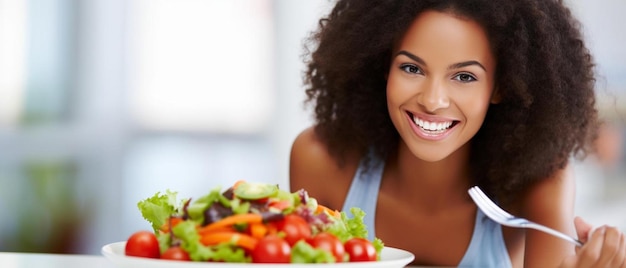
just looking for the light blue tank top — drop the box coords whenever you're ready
[341,152,512,267]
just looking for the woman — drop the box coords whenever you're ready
[290,0,626,267]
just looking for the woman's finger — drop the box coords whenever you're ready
[574,216,593,244]
[595,226,621,266]
[613,230,626,268]
[576,226,606,267]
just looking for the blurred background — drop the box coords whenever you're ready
[0,0,624,255]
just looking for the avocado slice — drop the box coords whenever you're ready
[233,181,279,200]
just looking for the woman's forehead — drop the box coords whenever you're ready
[396,10,496,71]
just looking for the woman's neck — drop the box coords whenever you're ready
[384,141,474,211]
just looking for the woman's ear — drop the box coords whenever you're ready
[490,86,501,104]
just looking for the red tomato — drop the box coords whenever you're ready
[125,231,160,258]
[276,214,312,245]
[161,247,191,261]
[307,232,345,262]
[251,235,291,263]
[343,238,377,262]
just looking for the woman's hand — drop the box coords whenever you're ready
[560,217,626,267]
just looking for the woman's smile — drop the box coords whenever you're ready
[407,111,459,141]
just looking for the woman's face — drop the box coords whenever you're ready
[386,10,497,162]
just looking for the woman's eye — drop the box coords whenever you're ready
[400,64,422,75]
[454,73,477,82]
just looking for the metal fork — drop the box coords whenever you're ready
[468,186,583,246]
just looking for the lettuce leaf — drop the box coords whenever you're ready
[372,237,385,260]
[325,207,368,242]
[186,186,230,223]
[290,240,335,263]
[137,190,180,232]
[324,207,384,259]
[156,232,171,254]
[343,207,369,239]
[229,198,251,215]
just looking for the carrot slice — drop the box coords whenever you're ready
[233,180,246,189]
[197,225,235,236]
[268,200,291,211]
[160,217,184,233]
[266,222,278,235]
[200,231,258,250]
[316,204,341,218]
[249,222,268,239]
[199,213,263,234]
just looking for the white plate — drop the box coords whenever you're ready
[102,241,414,268]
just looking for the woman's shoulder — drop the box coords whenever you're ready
[503,164,577,267]
[289,126,361,209]
[518,164,576,221]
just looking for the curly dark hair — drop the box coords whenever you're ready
[302,0,599,203]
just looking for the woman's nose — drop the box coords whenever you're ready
[417,81,450,112]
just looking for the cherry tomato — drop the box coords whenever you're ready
[343,238,377,262]
[161,247,191,261]
[307,232,345,263]
[251,235,291,263]
[276,214,312,245]
[125,231,160,258]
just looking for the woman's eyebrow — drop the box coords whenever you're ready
[396,50,426,66]
[449,61,486,72]
[396,50,486,71]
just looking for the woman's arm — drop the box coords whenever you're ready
[520,165,577,267]
[288,126,356,210]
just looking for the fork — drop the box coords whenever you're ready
[468,186,583,246]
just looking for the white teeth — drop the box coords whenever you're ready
[413,117,453,131]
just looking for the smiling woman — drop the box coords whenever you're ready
[289,0,626,267]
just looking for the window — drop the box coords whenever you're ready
[0,0,27,126]
[128,0,274,133]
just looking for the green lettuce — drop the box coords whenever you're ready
[172,220,249,262]
[325,207,385,258]
[186,186,231,223]
[290,240,335,263]
[137,190,180,232]
[325,207,368,241]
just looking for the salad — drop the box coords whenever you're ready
[124,180,384,263]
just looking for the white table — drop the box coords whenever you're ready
[0,251,429,268]
[0,252,115,268]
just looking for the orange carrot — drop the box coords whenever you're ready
[266,222,279,235]
[316,204,341,218]
[160,217,184,233]
[268,200,291,211]
[199,213,263,234]
[197,225,235,236]
[200,231,258,250]
[249,222,268,239]
[233,180,246,189]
